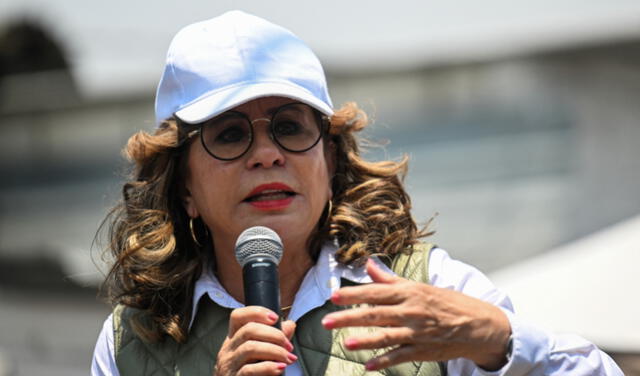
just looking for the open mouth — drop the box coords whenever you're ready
[243,183,298,205]
[244,189,296,202]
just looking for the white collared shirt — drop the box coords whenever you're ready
[92,244,623,375]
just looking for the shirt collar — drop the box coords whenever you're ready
[188,241,395,329]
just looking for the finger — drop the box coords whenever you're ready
[330,283,406,306]
[365,345,418,371]
[282,320,297,341]
[366,258,403,284]
[343,327,414,351]
[232,322,294,352]
[228,306,279,337]
[235,340,297,366]
[322,305,405,329]
[237,361,288,376]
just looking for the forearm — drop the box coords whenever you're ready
[429,249,623,375]
[446,309,623,376]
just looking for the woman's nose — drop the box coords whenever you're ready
[245,123,285,169]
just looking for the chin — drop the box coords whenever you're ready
[253,217,314,240]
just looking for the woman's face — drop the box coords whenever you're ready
[182,96,334,252]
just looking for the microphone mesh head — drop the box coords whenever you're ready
[235,226,283,267]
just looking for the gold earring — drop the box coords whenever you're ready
[189,218,205,247]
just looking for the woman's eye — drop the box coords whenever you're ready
[274,121,302,136]
[215,125,247,143]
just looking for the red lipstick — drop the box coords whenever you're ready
[245,182,296,210]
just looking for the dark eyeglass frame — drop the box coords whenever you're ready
[186,102,329,161]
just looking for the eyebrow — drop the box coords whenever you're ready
[263,102,302,116]
[208,102,305,123]
[264,105,282,116]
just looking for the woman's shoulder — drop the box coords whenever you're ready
[92,313,119,376]
[111,303,140,328]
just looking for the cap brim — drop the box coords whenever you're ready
[174,81,333,124]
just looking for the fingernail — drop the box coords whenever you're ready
[365,360,377,371]
[321,317,335,329]
[285,339,294,352]
[330,292,341,303]
[276,362,287,370]
[287,353,298,362]
[344,338,358,349]
[267,312,278,322]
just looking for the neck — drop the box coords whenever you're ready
[213,236,314,309]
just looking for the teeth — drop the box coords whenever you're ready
[251,191,291,201]
[260,189,284,194]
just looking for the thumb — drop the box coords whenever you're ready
[366,258,402,284]
[282,320,297,340]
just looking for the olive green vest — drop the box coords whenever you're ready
[113,244,445,375]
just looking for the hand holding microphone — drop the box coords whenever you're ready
[214,226,297,376]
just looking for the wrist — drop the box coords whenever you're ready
[475,335,512,371]
[473,309,513,371]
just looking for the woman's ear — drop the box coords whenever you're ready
[325,138,337,200]
[181,183,200,219]
[179,147,200,218]
[325,138,337,177]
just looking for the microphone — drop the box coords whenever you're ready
[235,226,284,328]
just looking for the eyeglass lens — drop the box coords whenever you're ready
[200,103,322,160]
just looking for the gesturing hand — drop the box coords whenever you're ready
[215,306,297,376]
[321,259,511,372]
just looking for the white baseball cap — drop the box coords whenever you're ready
[155,10,334,125]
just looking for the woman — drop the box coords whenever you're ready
[92,10,622,376]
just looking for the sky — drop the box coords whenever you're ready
[2,1,640,97]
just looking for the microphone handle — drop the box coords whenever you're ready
[243,257,282,329]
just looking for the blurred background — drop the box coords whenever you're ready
[0,1,639,375]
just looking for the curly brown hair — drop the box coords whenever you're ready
[100,102,431,343]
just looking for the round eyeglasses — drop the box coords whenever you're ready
[189,103,327,161]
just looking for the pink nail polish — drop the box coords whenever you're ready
[345,338,358,349]
[285,340,294,352]
[321,317,335,329]
[267,312,278,322]
[276,362,287,370]
[287,353,298,362]
[365,361,376,371]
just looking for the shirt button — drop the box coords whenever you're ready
[215,291,223,298]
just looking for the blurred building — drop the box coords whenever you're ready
[0,2,639,375]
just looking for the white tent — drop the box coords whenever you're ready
[490,214,640,352]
